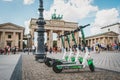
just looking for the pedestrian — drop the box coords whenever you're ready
[32,45,36,54]
[5,46,8,55]
[45,45,48,54]
[107,44,110,51]
[13,46,16,54]
[118,43,120,51]
[8,47,11,55]
[23,48,26,53]
[78,44,81,51]
[49,47,52,54]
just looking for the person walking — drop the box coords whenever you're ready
[49,47,52,54]
[8,46,11,55]
[45,45,48,54]
[13,46,16,54]
[32,45,36,54]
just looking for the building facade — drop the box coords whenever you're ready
[101,23,120,42]
[0,23,24,50]
[29,18,79,49]
[86,31,119,47]
[85,23,120,48]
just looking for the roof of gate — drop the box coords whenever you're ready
[29,18,78,31]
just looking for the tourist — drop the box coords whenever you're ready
[32,45,36,54]
[45,44,48,54]
[8,46,11,55]
[13,46,16,54]
[49,47,52,54]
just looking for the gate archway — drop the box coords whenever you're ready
[29,18,79,50]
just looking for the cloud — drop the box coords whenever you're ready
[3,0,13,2]
[90,8,120,35]
[44,0,98,22]
[93,8,119,27]
[23,0,35,5]
[24,20,30,34]
[90,26,101,35]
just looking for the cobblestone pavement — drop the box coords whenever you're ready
[22,54,120,80]
[91,51,120,72]
[47,51,120,72]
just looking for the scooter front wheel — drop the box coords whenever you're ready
[52,61,63,73]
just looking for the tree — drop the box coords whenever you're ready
[53,40,57,47]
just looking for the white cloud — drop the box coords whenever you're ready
[3,0,13,2]
[23,0,35,5]
[44,0,98,22]
[24,20,30,34]
[90,26,101,35]
[90,8,120,35]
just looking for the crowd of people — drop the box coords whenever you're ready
[91,42,120,53]
[44,42,120,54]
[1,42,119,55]
[0,46,17,55]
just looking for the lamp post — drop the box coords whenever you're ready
[27,34,31,55]
[35,0,46,62]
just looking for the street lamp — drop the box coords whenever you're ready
[35,0,46,62]
[27,34,31,55]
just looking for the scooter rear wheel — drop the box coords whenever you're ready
[89,64,95,72]
[44,57,52,67]
[53,61,63,73]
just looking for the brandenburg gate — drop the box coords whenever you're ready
[29,18,79,50]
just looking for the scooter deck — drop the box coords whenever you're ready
[58,64,83,67]
[57,64,83,69]
[62,62,76,64]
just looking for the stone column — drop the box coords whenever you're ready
[87,39,90,46]
[103,37,106,44]
[20,32,23,50]
[74,32,79,46]
[49,30,53,49]
[105,37,107,45]
[98,38,100,44]
[92,39,94,45]
[64,31,70,49]
[99,37,102,44]
[60,30,64,48]
[107,37,110,44]
[111,37,113,43]
[57,32,61,48]
[89,39,91,47]
[2,31,5,48]
[0,32,1,48]
[88,39,90,46]
[90,39,92,47]
[94,38,96,44]
[70,32,73,48]
[30,29,34,45]
[113,37,116,43]
[90,39,93,46]
[13,32,16,47]
[65,35,68,49]
[46,31,49,48]
[106,37,108,45]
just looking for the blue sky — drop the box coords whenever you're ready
[0,0,120,38]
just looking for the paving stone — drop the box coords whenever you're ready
[22,53,120,80]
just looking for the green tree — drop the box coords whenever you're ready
[53,40,57,47]
[23,41,27,49]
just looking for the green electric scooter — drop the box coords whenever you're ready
[44,31,81,67]
[44,34,75,67]
[52,24,95,73]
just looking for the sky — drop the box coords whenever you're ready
[0,0,120,43]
